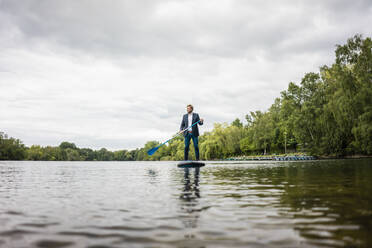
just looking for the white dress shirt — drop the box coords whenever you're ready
[188,113,193,131]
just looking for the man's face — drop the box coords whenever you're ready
[187,106,193,113]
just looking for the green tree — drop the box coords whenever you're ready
[231,118,243,128]
[66,148,81,161]
[59,142,77,150]
[0,132,27,160]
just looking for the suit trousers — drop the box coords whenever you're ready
[184,132,199,160]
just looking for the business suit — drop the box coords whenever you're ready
[180,113,203,160]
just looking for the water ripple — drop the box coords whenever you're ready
[0,160,371,247]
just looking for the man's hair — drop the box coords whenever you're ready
[187,104,193,110]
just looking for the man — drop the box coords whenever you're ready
[179,104,204,161]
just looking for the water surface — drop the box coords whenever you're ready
[0,159,371,247]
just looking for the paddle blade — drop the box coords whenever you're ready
[147,146,159,156]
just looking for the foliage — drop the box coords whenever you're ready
[0,132,27,160]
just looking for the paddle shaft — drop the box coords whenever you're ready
[160,120,200,146]
[149,120,201,154]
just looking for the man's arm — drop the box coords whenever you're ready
[196,114,204,125]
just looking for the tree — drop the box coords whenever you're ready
[65,148,81,161]
[231,118,243,128]
[0,132,27,160]
[59,142,77,150]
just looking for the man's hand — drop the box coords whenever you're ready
[200,118,204,123]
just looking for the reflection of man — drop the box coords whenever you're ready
[180,168,201,229]
[180,104,204,161]
[181,168,200,201]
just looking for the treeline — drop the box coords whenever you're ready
[1,35,371,161]
[0,134,139,161]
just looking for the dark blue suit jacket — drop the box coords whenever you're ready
[180,113,203,137]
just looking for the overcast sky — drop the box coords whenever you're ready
[0,0,371,150]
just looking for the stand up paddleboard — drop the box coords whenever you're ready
[177,161,205,168]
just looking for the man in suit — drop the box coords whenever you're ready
[180,104,204,160]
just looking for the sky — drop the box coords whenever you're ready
[1,0,371,150]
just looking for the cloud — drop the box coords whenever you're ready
[0,0,371,150]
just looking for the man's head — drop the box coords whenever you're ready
[187,104,193,114]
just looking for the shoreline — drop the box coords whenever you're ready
[1,155,372,162]
[225,154,372,161]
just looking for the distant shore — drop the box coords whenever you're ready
[2,155,372,162]
[225,153,372,161]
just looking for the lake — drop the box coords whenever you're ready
[0,159,371,247]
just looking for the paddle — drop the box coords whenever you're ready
[147,120,201,156]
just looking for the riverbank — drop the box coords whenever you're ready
[226,154,372,161]
[317,154,372,160]
[226,153,317,161]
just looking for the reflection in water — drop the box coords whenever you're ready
[179,168,201,229]
[1,160,372,247]
[178,167,209,248]
[181,168,200,201]
[207,159,372,247]
[146,168,159,185]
